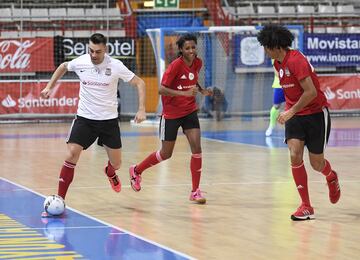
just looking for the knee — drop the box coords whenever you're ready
[289,151,303,166]
[66,148,81,163]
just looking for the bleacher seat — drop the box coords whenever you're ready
[12,8,31,20]
[85,8,103,20]
[278,6,296,15]
[1,31,19,38]
[257,6,276,17]
[222,6,236,19]
[102,8,122,20]
[236,6,254,16]
[30,8,49,21]
[336,5,355,17]
[49,8,67,20]
[297,5,315,16]
[0,8,12,22]
[19,31,32,38]
[73,30,90,37]
[336,5,354,13]
[318,5,336,15]
[347,26,360,33]
[67,8,85,20]
[313,27,326,33]
[34,30,55,37]
[326,26,343,33]
[64,31,73,38]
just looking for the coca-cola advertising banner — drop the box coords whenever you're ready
[0,38,55,73]
[319,74,360,110]
[0,81,79,114]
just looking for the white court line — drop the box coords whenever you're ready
[202,136,288,149]
[0,177,195,260]
[5,179,360,193]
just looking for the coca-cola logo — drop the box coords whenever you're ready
[0,40,35,70]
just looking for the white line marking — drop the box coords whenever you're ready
[0,177,195,260]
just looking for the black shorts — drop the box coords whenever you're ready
[285,107,331,154]
[67,115,122,150]
[159,110,200,141]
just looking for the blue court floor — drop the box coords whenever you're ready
[0,178,191,260]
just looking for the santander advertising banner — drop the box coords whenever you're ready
[0,38,55,73]
[319,74,360,110]
[0,81,79,114]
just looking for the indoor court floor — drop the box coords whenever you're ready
[0,116,359,259]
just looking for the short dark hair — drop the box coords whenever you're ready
[257,24,294,49]
[176,33,197,49]
[89,33,107,45]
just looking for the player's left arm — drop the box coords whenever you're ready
[196,83,213,96]
[129,75,146,123]
[278,76,317,124]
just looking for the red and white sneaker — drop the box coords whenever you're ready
[105,167,121,193]
[129,165,142,192]
[291,203,315,221]
[189,188,206,204]
[327,171,341,204]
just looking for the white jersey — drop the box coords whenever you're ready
[67,54,135,120]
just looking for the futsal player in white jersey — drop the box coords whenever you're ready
[40,33,146,216]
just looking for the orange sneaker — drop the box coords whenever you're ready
[105,167,121,193]
[129,165,141,192]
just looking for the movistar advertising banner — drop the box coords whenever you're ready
[304,33,360,67]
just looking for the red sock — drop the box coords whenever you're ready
[190,153,202,192]
[58,161,75,199]
[321,159,336,181]
[135,151,163,174]
[291,161,311,206]
[105,161,116,177]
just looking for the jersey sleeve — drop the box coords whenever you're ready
[161,62,178,87]
[290,53,312,81]
[67,56,80,72]
[196,58,203,73]
[116,61,135,82]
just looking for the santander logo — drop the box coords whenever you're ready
[1,94,17,107]
[0,40,35,70]
[324,86,360,100]
[324,87,336,100]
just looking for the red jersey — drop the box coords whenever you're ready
[274,50,328,115]
[161,56,202,119]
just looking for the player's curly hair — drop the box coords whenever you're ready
[257,24,294,49]
[176,33,197,56]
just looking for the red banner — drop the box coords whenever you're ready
[0,38,55,72]
[0,81,79,114]
[319,75,360,110]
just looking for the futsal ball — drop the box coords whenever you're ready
[43,195,65,216]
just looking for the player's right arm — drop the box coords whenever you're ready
[41,62,69,98]
[159,85,198,97]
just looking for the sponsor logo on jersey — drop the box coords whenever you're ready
[82,80,109,87]
[180,74,187,79]
[188,73,194,80]
[177,85,183,90]
[279,69,284,78]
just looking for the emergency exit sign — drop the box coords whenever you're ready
[154,0,179,8]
